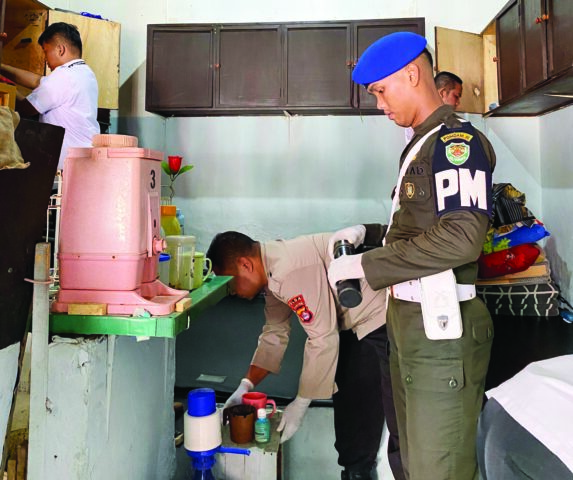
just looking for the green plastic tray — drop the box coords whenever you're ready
[49,276,232,337]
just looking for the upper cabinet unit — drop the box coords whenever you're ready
[0,0,120,109]
[437,0,573,117]
[494,0,573,116]
[146,18,425,116]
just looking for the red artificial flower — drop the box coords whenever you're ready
[168,155,183,174]
[161,155,194,204]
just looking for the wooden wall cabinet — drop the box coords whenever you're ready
[0,0,120,109]
[146,18,425,116]
[494,0,573,116]
[437,0,573,117]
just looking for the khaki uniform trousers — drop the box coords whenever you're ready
[387,296,493,480]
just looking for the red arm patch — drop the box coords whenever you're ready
[287,294,314,324]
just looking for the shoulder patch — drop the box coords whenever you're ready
[440,132,473,143]
[287,294,314,324]
[432,123,493,217]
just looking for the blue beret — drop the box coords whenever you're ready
[352,32,427,85]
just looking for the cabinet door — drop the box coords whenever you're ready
[354,20,425,110]
[216,26,282,107]
[435,26,486,114]
[497,1,522,103]
[285,24,351,107]
[522,0,547,90]
[1,1,46,77]
[547,0,573,76]
[146,27,213,111]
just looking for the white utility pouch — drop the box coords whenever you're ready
[419,269,463,340]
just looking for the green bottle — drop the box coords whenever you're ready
[254,408,270,444]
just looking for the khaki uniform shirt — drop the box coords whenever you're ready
[362,105,497,287]
[251,233,386,399]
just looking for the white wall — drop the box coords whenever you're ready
[540,108,573,300]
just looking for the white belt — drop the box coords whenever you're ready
[390,279,476,303]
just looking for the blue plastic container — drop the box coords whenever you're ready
[187,388,216,417]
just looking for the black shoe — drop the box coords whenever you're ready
[341,469,372,480]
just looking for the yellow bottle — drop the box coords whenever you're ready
[161,205,181,236]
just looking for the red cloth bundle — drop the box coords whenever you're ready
[478,243,541,279]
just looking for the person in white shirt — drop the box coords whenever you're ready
[1,22,99,170]
[477,355,573,479]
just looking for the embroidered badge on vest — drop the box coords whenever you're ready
[287,294,314,324]
[432,123,493,218]
[445,142,470,166]
[405,182,415,199]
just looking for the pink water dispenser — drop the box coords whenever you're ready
[51,134,189,316]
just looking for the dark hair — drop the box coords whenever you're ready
[434,71,463,91]
[39,22,83,57]
[207,231,258,273]
[421,48,433,69]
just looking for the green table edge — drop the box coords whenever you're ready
[49,276,232,338]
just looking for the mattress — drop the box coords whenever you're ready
[477,281,560,317]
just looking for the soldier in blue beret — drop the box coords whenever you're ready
[328,31,496,480]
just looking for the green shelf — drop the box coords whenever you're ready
[49,276,233,338]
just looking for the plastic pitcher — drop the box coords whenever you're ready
[165,235,196,290]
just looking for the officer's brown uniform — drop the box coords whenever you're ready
[361,105,496,480]
[251,233,402,477]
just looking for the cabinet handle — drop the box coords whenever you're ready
[541,14,549,22]
[214,63,220,69]
[535,17,542,24]
[346,61,352,67]
[0,32,7,40]
[492,56,498,62]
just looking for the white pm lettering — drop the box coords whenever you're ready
[435,168,488,211]
[459,169,487,209]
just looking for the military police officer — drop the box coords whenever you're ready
[327,32,496,480]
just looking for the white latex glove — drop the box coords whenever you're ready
[327,253,365,290]
[327,225,367,260]
[277,396,311,443]
[223,378,253,410]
